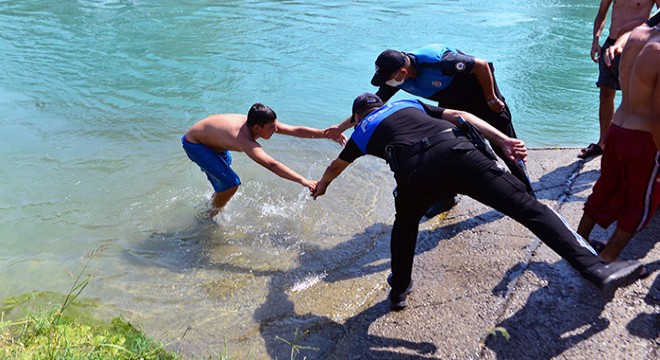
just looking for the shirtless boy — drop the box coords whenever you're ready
[577,17,660,264]
[579,0,659,159]
[182,103,346,216]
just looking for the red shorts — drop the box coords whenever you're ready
[584,124,660,233]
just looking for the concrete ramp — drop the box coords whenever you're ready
[248,148,659,359]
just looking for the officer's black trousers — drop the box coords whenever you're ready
[388,136,603,293]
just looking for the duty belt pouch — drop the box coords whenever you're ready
[457,118,498,161]
[384,145,400,173]
[386,137,437,182]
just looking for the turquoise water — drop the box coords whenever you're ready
[1,0,614,356]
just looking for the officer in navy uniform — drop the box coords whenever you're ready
[313,93,643,310]
[326,44,533,217]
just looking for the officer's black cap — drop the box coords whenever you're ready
[351,93,383,122]
[370,50,407,86]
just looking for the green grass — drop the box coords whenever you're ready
[0,246,178,360]
[0,313,177,359]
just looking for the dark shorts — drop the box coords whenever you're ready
[597,37,621,90]
[182,135,241,192]
[584,125,660,233]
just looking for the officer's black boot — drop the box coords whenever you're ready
[387,273,414,310]
[424,194,458,219]
[584,260,644,298]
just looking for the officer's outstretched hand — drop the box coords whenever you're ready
[327,131,347,146]
[323,126,346,146]
[502,138,528,162]
[311,180,328,200]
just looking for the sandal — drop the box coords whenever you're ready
[578,143,603,159]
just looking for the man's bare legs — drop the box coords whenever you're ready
[577,213,634,263]
[577,213,598,241]
[210,185,239,217]
[597,86,616,149]
[599,227,634,262]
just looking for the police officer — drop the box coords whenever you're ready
[313,93,643,310]
[326,44,533,216]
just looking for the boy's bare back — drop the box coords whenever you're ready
[185,114,257,153]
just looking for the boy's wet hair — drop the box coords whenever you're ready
[247,103,277,127]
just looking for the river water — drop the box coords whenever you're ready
[0,0,618,357]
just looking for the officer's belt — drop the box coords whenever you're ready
[395,128,462,160]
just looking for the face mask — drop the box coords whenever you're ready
[385,71,405,87]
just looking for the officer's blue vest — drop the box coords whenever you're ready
[351,100,424,154]
[400,44,457,98]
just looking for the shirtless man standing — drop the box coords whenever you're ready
[182,103,346,216]
[577,15,660,264]
[579,0,659,159]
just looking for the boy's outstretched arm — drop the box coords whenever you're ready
[244,141,317,191]
[276,121,347,146]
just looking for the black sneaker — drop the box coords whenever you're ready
[387,273,414,310]
[589,260,644,298]
[424,195,458,219]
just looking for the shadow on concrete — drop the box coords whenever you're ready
[188,222,442,358]
[627,268,659,340]
[255,283,438,359]
[622,234,659,263]
[248,209,516,358]
[533,159,596,202]
[420,209,507,251]
[323,209,506,284]
[249,221,441,358]
[484,245,659,359]
[484,261,610,359]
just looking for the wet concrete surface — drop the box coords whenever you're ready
[258,148,659,359]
